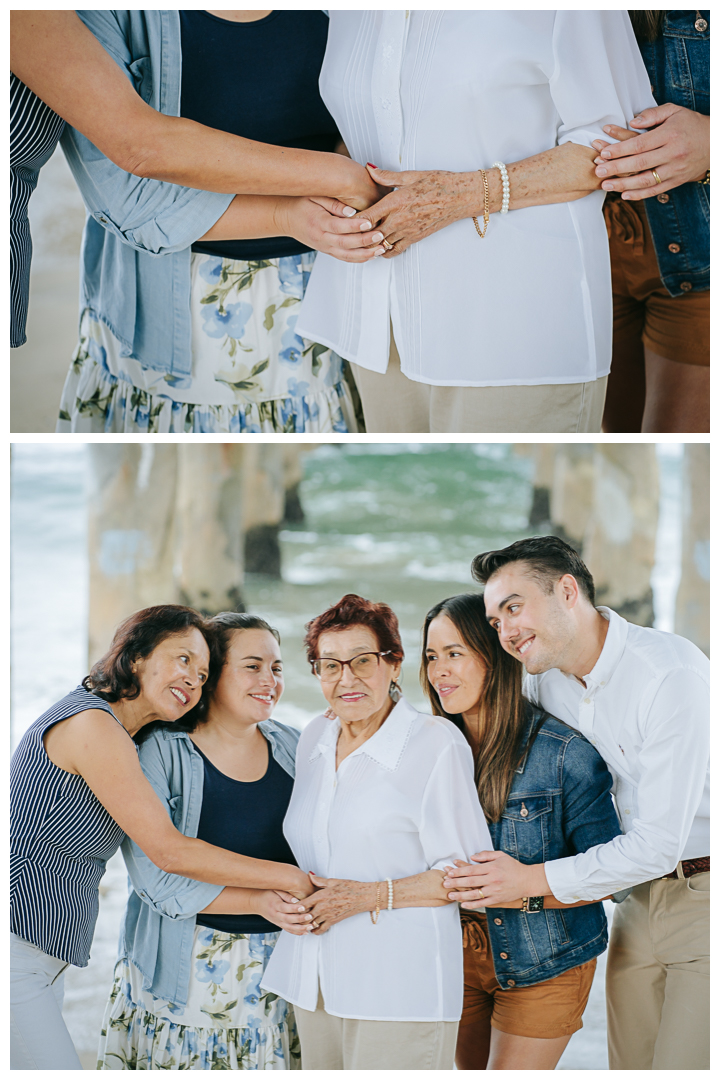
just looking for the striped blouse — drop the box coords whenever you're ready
[10,687,126,967]
[10,73,65,348]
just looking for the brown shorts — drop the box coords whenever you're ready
[460,914,597,1040]
[604,194,709,367]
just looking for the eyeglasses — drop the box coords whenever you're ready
[311,651,392,681]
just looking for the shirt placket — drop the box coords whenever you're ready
[312,749,338,878]
[372,10,410,168]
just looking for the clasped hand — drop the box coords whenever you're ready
[442,851,537,908]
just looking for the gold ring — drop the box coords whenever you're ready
[652,170,662,185]
[477,889,485,900]
[382,239,394,251]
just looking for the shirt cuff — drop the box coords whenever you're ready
[544,856,597,904]
[136,880,225,920]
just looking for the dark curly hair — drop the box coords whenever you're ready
[472,535,596,606]
[83,605,222,739]
[304,593,404,666]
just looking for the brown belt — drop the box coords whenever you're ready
[661,856,710,880]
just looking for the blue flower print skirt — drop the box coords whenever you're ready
[97,927,300,1070]
[56,251,363,434]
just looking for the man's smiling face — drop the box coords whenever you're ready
[482,561,576,674]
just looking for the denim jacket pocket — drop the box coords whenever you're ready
[498,794,552,863]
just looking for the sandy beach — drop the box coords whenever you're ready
[11,146,86,433]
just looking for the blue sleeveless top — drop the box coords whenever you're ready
[10,687,127,966]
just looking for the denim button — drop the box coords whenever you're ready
[494,918,502,925]
[500,952,509,959]
[668,243,681,253]
[657,193,670,204]
[680,282,693,292]
[507,980,516,987]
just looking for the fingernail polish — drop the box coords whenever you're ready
[373,248,384,257]
[371,232,384,242]
[367,162,378,169]
[342,206,357,217]
[359,220,371,231]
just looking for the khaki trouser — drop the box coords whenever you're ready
[351,326,607,434]
[606,872,709,1070]
[294,988,459,1070]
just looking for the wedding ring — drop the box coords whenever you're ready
[477,889,485,900]
[652,169,662,185]
[382,239,394,251]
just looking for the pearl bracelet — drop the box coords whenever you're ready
[492,160,510,213]
[386,878,394,911]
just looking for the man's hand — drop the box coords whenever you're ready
[443,851,550,908]
[592,102,709,199]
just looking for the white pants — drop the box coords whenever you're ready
[10,932,83,1070]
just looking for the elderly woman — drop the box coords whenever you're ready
[96,613,310,1070]
[261,593,492,1070]
[295,9,656,433]
[10,606,312,1070]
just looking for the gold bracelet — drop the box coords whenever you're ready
[472,169,490,238]
[370,881,383,924]
[700,169,710,185]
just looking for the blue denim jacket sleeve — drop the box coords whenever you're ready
[63,9,233,256]
[550,10,656,148]
[560,733,623,854]
[120,733,224,921]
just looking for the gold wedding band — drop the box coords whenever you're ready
[382,239,394,251]
[652,170,662,185]
[477,889,485,900]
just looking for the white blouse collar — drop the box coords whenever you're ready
[309,695,417,772]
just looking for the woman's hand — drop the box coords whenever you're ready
[252,890,315,935]
[301,877,376,934]
[592,103,710,199]
[354,166,485,257]
[333,153,390,212]
[276,196,387,262]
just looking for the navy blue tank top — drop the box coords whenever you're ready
[194,738,296,934]
[180,9,340,262]
[10,687,126,966]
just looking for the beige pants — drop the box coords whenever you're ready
[351,327,607,433]
[294,988,459,1070]
[606,873,710,1070]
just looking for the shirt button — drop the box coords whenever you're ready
[668,243,681,253]
[99,216,108,223]
[507,980,516,987]
[500,952,509,959]
[494,918,503,925]
[624,808,631,814]
[657,193,670,204]
[583,698,591,705]
[680,282,693,292]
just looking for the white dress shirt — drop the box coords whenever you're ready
[296,9,655,387]
[525,609,710,904]
[261,696,492,1021]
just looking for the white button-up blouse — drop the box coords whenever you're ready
[261,697,492,1021]
[296,10,655,386]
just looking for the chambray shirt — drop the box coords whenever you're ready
[61,10,234,376]
[527,608,710,904]
[119,720,299,1007]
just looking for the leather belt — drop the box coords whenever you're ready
[661,856,710,880]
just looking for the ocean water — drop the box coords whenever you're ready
[10,442,683,1068]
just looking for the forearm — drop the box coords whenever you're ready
[197,194,290,243]
[463,143,600,218]
[158,834,312,898]
[199,886,264,916]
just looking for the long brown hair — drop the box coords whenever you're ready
[629,10,665,41]
[420,593,528,823]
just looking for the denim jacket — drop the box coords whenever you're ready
[119,720,299,1007]
[60,10,233,375]
[481,707,622,989]
[638,10,709,296]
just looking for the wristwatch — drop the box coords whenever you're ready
[520,896,545,913]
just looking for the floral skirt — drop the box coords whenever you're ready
[56,251,362,434]
[97,927,300,1070]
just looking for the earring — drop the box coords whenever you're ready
[389,680,401,703]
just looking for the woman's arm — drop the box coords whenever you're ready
[198,195,386,263]
[53,710,313,900]
[10,10,378,209]
[301,868,449,933]
[354,143,600,256]
[591,103,710,199]
[198,888,313,935]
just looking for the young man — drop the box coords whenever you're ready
[444,536,709,1071]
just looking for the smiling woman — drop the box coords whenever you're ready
[10,605,313,1070]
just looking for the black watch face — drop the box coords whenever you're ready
[527,896,545,912]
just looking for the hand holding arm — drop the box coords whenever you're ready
[303,869,449,934]
[357,142,600,257]
[592,103,710,199]
[199,888,314,935]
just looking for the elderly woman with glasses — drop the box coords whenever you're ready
[261,593,492,1070]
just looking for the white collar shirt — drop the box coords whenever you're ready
[525,608,710,904]
[296,10,655,386]
[261,696,492,1021]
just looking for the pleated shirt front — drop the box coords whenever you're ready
[10,687,126,967]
